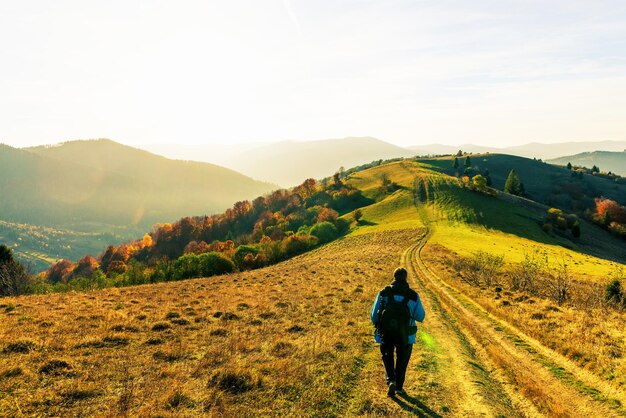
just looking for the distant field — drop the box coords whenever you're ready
[0,220,132,272]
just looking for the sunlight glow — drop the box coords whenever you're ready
[1,1,626,148]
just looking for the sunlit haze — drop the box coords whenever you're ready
[2,1,626,148]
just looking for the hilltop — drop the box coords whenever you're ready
[548,150,626,176]
[0,140,273,270]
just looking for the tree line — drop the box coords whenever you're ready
[3,176,372,295]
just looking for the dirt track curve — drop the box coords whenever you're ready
[402,228,626,418]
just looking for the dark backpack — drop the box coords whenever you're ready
[376,287,411,344]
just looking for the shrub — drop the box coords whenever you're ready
[547,260,570,305]
[197,252,235,277]
[280,234,318,259]
[510,252,545,292]
[309,222,338,244]
[173,252,234,280]
[462,251,504,286]
[605,279,623,306]
[233,245,260,270]
[335,218,351,235]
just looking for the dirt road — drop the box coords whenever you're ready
[394,229,626,417]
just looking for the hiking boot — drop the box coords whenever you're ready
[396,388,406,396]
[387,381,396,397]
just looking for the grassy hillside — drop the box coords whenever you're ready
[549,151,626,176]
[226,137,415,187]
[1,159,624,416]
[348,160,625,274]
[419,153,626,212]
[1,140,274,270]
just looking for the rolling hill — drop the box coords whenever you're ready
[418,153,626,212]
[2,158,625,416]
[548,150,626,176]
[0,140,273,270]
[223,137,415,187]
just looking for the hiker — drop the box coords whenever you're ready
[370,267,425,397]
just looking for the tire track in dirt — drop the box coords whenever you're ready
[402,237,522,418]
[410,227,626,417]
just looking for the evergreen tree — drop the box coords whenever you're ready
[591,165,600,173]
[484,169,492,186]
[464,156,471,167]
[566,162,572,170]
[456,150,463,157]
[504,169,523,196]
[453,157,459,169]
[571,221,581,238]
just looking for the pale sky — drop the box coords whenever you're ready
[2,1,626,148]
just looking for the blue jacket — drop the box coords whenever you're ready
[370,281,425,344]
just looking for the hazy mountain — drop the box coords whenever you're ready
[409,140,626,160]
[0,140,274,268]
[224,137,415,187]
[548,151,626,176]
[139,142,270,166]
[19,139,274,229]
[408,144,501,155]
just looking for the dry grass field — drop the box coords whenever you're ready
[422,243,626,387]
[0,229,422,417]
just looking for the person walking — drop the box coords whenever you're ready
[370,267,425,397]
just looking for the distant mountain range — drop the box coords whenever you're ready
[548,151,626,176]
[142,137,414,186]
[410,140,626,160]
[16,139,274,229]
[223,137,414,187]
[141,138,626,186]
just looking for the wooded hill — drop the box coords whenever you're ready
[420,153,626,214]
[0,140,274,270]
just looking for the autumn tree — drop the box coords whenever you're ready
[72,255,99,279]
[47,260,74,284]
[595,198,626,224]
[504,169,523,196]
[317,207,339,223]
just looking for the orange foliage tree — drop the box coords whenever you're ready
[595,198,626,224]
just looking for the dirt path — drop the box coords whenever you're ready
[402,235,524,418]
[406,228,626,418]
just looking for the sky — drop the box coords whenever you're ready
[2,0,626,148]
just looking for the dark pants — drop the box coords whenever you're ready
[380,341,413,389]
